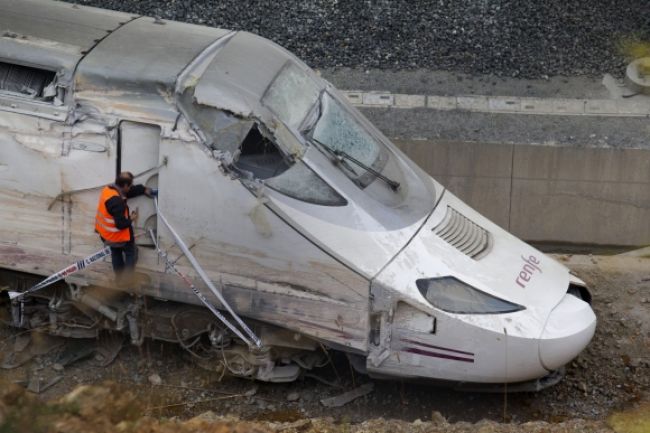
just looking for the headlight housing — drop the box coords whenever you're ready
[416,277,524,314]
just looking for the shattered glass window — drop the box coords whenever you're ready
[262,62,321,129]
[265,161,346,206]
[311,92,387,185]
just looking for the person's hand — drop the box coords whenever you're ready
[130,209,139,222]
[145,188,158,198]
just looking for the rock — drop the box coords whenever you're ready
[287,392,300,402]
[300,391,315,402]
[320,383,374,408]
[431,410,448,425]
[52,363,64,372]
[147,373,162,386]
[190,411,224,423]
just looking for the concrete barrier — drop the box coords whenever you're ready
[393,139,650,247]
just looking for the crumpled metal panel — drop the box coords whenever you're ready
[0,0,133,83]
[74,17,229,121]
[76,18,229,95]
[194,32,293,117]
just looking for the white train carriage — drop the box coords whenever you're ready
[0,0,596,387]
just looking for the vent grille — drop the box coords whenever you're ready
[433,206,491,259]
[0,61,55,98]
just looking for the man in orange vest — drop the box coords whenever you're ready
[95,172,156,284]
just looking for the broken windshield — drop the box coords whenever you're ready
[262,62,322,130]
[308,92,388,189]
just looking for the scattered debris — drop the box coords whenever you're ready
[1,333,65,369]
[0,380,634,433]
[26,374,63,394]
[0,254,647,427]
[320,383,374,408]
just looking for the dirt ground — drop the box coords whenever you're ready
[0,254,648,433]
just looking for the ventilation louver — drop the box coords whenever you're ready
[0,61,55,98]
[433,206,491,259]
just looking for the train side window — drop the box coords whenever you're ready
[0,61,58,102]
[265,161,347,206]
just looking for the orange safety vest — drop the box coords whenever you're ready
[95,185,131,245]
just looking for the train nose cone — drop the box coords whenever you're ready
[539,294,597,371]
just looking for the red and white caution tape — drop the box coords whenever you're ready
[148,229,261,349]
[153,199,262,349]
[9,246,112,301]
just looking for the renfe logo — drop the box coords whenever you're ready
[515,255,542,288]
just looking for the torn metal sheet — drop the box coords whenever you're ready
[192,32,289,118]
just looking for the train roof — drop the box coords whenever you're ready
[75,17,230,120]
[0,0,133,83]
[0,0,296,122]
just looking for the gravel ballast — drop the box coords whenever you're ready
[68,0,649,78]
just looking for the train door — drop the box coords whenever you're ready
[118,121,161,245]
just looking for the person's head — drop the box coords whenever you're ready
[114,171,134,194]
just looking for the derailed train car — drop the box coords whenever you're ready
[0,0,596,388]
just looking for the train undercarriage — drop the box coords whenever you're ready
[0,269,328,383]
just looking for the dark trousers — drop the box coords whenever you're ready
[110,241,137,275]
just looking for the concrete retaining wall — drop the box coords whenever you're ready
[394,140,650,247]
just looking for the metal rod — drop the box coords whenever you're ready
[154,199,262,348]
[148,229,255,348]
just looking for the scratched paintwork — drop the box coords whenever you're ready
[0,0,597,386]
